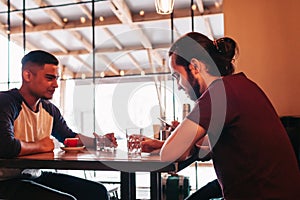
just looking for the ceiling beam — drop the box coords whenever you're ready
[108,0,166,70]
[32,0,100,73]
[109,0,157,71]
[150,49,164,67]
[9,15,119,34]
[98,55,119,75]
[102,27,144,71]
[9,8,222,35]
[73,55,93,73]
[11,35,39,50]
[109,0,132,24]
[109,0,152,48]
[130,24,153,49]
[43,33,68,53]
[74,0,93,20]
[1,1,222,76]
[32,0,92,53]
[33,0,65,27]
[102,27,123,50]
[52,43,171,56]
[133,7,220,23]
[0,0,34,27]
[75,1,118,62]
[126,53,143,72]
[66,66,170,80]
[195,0,205,14]
[33,0,119,74]
[69,30,93,52]
[77,0,144,72]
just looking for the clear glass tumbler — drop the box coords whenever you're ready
[126,128,143,158]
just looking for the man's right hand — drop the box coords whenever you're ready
[141,137,164,153]
[38,137,55,152]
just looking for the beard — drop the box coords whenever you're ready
[186,73,201,101]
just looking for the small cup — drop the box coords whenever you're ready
[96,136,115,152]
[95,136,105,151]
[64,138,79,147]
[126,128,143,158]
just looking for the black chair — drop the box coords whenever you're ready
[280,116,300,169]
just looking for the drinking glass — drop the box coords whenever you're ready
[95,135,105,151]
[126,128,143,158]
[96,135,115,152]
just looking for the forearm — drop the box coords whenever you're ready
[18,137,54,156]
[160,119,206,162]
[19,141,44,156]
[76,134,95,148]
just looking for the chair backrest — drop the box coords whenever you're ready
[280,116,300,170]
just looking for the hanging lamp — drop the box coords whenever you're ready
[155,0,175,15]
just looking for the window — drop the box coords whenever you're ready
[0,35,23,90]
[62,76,193,140]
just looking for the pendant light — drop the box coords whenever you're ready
[155,0,175,15]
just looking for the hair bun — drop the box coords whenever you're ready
[214,37,238,61]
[211,36,238,76]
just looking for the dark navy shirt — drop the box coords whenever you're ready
[0,88,76,158]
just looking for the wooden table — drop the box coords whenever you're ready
[0,147,178,200]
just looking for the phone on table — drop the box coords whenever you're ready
[157,117,172,127]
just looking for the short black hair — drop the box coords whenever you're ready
[21,50,59,68]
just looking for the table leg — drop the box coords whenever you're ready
[121,172,136,200]
[150,171,162,200]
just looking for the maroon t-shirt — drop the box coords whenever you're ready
[187,72,300,199]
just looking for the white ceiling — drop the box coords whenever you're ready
[0,0,224,79]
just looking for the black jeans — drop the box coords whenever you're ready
[0,171,109,200]
[185,179,223,200]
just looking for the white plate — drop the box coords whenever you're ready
[60,146,85,152]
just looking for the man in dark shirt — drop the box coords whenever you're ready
[142,32,300,199]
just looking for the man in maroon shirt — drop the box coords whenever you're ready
[142,32,300,199]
